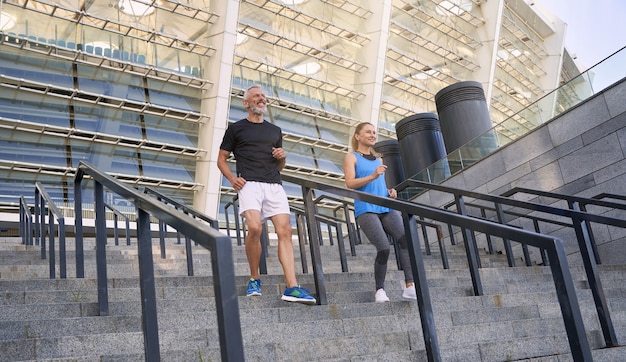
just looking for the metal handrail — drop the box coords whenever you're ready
[395,178,621,349]
[281,173,592,361]
[143,187,220,276]
[501,186,626,264]
[34,182,67,279]
[224,197,242,245]
[592,193,626,203]
[74,161,243,362]
[143,187,219,229]
[442,201,571,266]
[104,202,131,246]
[313,194,360,250]
[19,196,33,247]
[291,205,349,273]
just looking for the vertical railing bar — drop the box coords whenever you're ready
[403,214,441,362]
[571,209,618,347]
[94,181,109,316]
[454,195,483,295]
[136,208,161,361]
[435,224,449,269]
[39,193,46,260]
[335,221,348,272]
[302,185,327,305]
[480,208,494,254]
[159,220,167,259]
[185,235,194,277]
[59,218,66,278]
[295,213,309,274]
[546,240,592,361]
[34,192,40,246]
[74,175,85,278]
[495,203,515,267]
[48,209,55,279]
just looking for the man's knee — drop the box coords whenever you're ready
[246,223,263,238]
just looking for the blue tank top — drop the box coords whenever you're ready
[353,152,390,218]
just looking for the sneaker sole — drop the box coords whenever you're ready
[281,295,316,304]
[402,294,417,300]
[247,292,261,297]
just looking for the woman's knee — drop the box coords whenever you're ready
[375,249,390,264]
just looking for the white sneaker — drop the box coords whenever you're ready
[375,288,390,303]
[402,285,417,300]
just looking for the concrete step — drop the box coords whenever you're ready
[0,234,624,361]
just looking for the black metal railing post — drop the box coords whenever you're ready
[73,177,85,278]
[75,161,244,361]
[569,201,601,264]
[295,212,309,274]
[403,213,441,362]
[211,233,246,362]
[94,181,110,316]
[19,196,33,246]
[158,220,167,259]
[479,208,494,254]
[48,206,56,278]
[34,192,40,246]
[571,210,618,347]
[37,190,46,260]
[259,222,268,275]
[545,239,593,361]
[454,195,483,295]
[302,185,327,304]
[34,183,67,279]
[494,203,515,267]
[136,208,161,361]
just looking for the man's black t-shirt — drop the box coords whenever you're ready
[220,118,283,184]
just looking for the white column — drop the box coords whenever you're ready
[194,0,241,218]
[472,0,505,105]
[533,4,567,92]
[354,0,393,131]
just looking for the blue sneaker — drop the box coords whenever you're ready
[281,286,316,305]
[247,278,262,296]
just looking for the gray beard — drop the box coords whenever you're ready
[249,104,266,115]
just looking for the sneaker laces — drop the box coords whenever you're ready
[287,286,311,296]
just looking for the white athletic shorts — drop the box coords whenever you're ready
[237,181,290,221]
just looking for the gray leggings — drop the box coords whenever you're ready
[357,211,414,290]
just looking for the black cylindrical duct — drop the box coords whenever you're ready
[373,139,405,188]
[435,81,493,154]
[395,113,448,180]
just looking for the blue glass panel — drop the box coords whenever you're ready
[0,138,67,167]
[143,115,198,148]
[140,153,195,182]
[273,114,318,138]
[0,173,74,204]
[0,51,73,88]
[0,97,70,127]
[228,105,248,122]
[146,78,201,112]
[110,148,140,175]
[73,103,142,138]
[316,158,343,174]
[76,65,145,103]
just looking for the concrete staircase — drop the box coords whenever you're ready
[0,233,625,361]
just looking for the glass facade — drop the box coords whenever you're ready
[1,0,580,222]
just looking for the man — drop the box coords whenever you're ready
[217,85,316,305]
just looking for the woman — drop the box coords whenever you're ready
[343,122,417,302]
